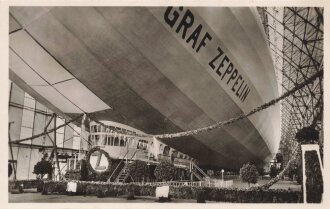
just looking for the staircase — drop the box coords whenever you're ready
[191,170,204,181]
[115,161,132,183]
[108,150,138,183]
[190,161,210,181]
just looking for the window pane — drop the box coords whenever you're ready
[21,109,34,128]
[24,93,34,100]
[23,94,35,109]
[56,133,64,147]
[10,83,25,105]
[73,125,81,150]
[20,127,32,143]
[56,117,65,134]
[35,101,47,112]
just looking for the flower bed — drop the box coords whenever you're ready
[41,180,302,203]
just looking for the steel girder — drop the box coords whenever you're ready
[258,7,323,162]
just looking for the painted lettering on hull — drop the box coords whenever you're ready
[164,7,251,103]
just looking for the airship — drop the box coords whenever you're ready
[9,6,280,169]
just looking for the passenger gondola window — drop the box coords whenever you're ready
[95,135,100,145]
[163,146,170,156]
[91,125,97,133]
[114,137,119,146]
[103,136,107,145]
[120,139,125,147]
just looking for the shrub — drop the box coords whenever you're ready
[295,126,319,143]
[257,167,265,177]
[127,160,149,182]
[126,183,136,200]
[269,165,277,178]
[64,170,81,181]
[154,161,175,182]
[33,160,53,179]
[196,188,206,203]
[276,153,283,163]
[18,185,23,193]
[80,160,89,181]
[42,180,67,194]
[240,162,259,187]
[97,189,104,198]
[8,163,13,177]
[288,162,298,181]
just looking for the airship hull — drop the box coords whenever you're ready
[9,7,280,169]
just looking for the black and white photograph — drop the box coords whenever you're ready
[2,2,326,207]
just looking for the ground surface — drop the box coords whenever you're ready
[9,193,204,203]
[233,179,301,191]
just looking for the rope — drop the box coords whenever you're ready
[10,114,84,144]
[93,69,322,139]
[253,144,300,190]
[156,69,322,139]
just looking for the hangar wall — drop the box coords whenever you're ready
[8,81,81,179]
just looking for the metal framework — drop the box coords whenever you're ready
[258,7,324,162]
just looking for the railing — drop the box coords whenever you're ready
[55,163,68,180]
[144,180,233,188]
[108,150,130,182]
[190,161,208,178]
[134,150,148,160]
[113,150,138,182]
[157,154,171,162]
[189,161,209,181]
[206,179,234,188]
[173,158,190,166]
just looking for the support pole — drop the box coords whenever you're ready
[79,114,87,160]
[43,114,55,146]
[53,114,61,180]
[74,154,77,169]
[190,161,193,181]
[126,136,128,164]
[8,122,17,180]
[68,157,71,170]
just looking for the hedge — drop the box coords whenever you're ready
[9,179,44,192]
[42,181,157,197]
[169,186,302,203]
[305,150,323,203]
[41,180,302,203]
